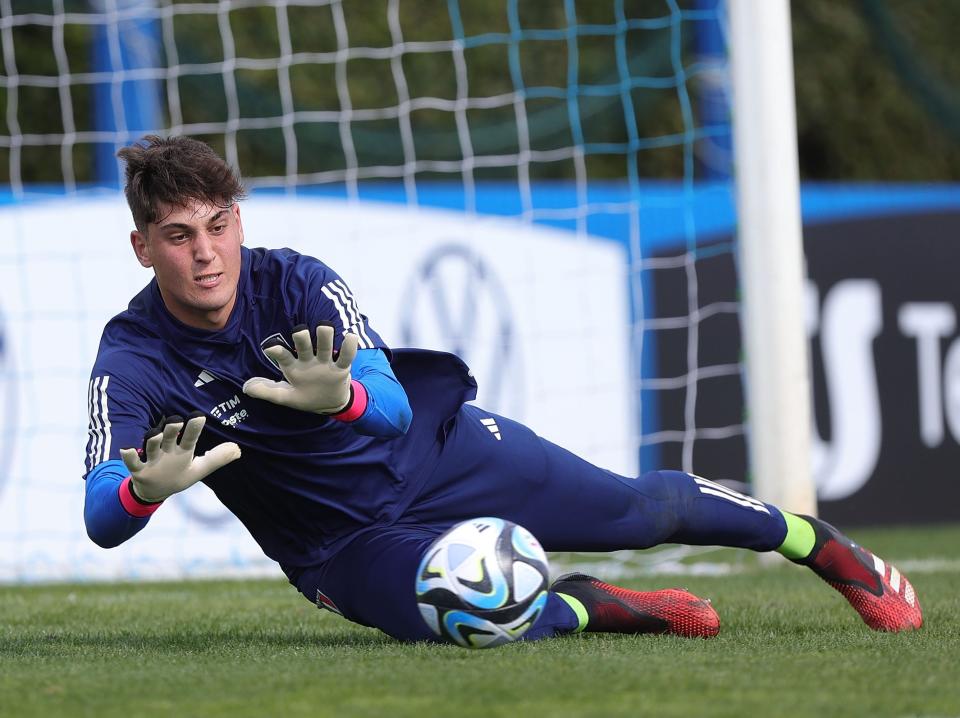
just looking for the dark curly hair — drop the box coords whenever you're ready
[117,135,246,230]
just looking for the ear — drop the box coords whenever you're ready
[130,230,153,268]
[232,203,244,245]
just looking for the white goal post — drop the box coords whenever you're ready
[729,0,816,514]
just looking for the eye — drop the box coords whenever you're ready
[211,224,226,234]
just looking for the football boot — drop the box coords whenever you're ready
[551,572,720,638]
[792,515,922,632]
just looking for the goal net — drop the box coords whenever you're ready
[0,0,780,582]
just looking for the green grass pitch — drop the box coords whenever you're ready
[3,524,959,718]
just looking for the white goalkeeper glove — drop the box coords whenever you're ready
[119,414,241,503]
[242,323,359,414]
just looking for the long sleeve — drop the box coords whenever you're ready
[84,360,161,547]
[333,348,412,437]
[84,459,161,548]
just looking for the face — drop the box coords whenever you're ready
[130,199,244,331]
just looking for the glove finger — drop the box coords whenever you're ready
[140,424,163,457]
[291,326,315,360]
[242,377,294,403]
[335,332,359,369]
[315,324,335,361]
[179,414,206,450]
[160,418,184,452]
[144,431,164,461]
[264,344,295,368]
[120,447,144,473]
[193,442,242,480]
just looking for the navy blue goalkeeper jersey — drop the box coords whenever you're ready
[84,246,476,569]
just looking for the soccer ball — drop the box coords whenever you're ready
[415,517,550,649]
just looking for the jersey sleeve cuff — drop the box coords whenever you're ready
[330,380,368,423]
[118,476,163,518]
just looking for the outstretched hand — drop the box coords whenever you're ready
[119,414,241,503]
[242,323,358,414]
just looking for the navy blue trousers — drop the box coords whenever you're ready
[294,405,789,642]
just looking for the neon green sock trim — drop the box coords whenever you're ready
[777,511,817,560]
[555,592,589,633]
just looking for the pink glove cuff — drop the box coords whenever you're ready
[118,476,163,518]
[330,380,368,423]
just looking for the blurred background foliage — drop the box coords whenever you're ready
[794,0,960,180]
[1,0,958,185]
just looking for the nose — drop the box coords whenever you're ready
[193,231,216,262]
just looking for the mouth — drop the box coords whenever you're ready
[195,272,223,287]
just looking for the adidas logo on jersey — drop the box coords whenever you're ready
[194,370,218,388]
[480,417,501,440]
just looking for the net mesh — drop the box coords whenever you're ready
[0,0,747,581]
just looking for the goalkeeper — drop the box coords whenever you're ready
[83,135,921,642]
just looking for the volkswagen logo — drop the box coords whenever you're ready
[399,244,521,418]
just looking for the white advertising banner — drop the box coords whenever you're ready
[0,194,633,582]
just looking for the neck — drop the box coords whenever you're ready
[158,287,237,331]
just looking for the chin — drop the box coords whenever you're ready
[194,283,233,304]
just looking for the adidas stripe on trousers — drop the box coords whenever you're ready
[292,403,790,642]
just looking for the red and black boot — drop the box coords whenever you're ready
[550,573,720,638]
[792,515,922,632]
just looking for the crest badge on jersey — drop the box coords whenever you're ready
[259,332,295,369]
[315,589,343,616]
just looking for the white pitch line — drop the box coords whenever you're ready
[897,558,960,574]
[552,556,960,581]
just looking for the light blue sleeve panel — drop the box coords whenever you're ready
[349,348,413,437]
[84,459,151,548]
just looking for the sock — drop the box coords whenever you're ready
[518,592,584,640]
[776,511,817,560]
[554,592,589,633]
